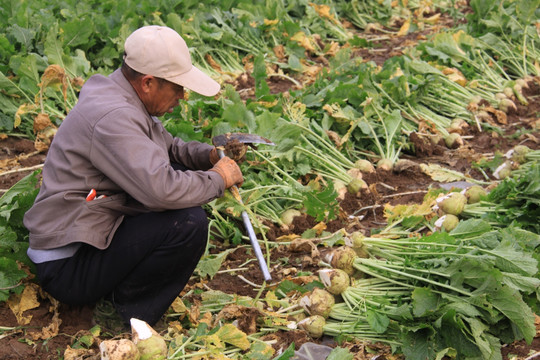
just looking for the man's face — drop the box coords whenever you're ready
[143,77,185,117]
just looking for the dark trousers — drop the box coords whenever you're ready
[36,207,208,326]
[35,166,209,326]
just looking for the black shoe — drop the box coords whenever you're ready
[92,298,129,334]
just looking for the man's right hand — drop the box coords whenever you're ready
[209,157,244,188]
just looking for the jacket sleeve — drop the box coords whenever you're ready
[89,108,225,210]
[158,119,214,171]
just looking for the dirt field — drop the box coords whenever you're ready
[1,11,540,358]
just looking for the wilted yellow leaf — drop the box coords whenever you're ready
[205,54,223,72]
[214,324,250,350]
[384,200,434,223]
[200,311,213,326]
[325,41,340,56]
[290,31,315,52]
[308,3,337,24]
[171,297,188,313]
[323,103,351,122]
[420,163,467,182]
[71,76,85,89]
[443,67,468,86]
[7,283,40,325]
[63,346,95,360]
[187,299,202,325]
[397,19,410,36]
[204,333,225,351]
[276,233,300,242]
[273,45,286,61]
[289,238,319,258]
[390,67,404,79]
[40,64,68,102]
[255,99,279,108]
[33,113,52,133]
[31,298,62,340]
[14,103,38,128]
[264,19,279,26]
[312,221,327,235]
[424,13,441,24]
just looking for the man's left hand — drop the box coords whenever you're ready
[209,140,247,164]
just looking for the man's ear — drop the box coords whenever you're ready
[139,75,156,93]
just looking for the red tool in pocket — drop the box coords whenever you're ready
[86,189,107,201]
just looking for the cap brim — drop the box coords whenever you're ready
[168,66,220,97]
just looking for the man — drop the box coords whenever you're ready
[23,25,243,327]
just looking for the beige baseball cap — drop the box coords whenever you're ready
[124,25,220,97]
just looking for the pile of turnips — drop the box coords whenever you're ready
[100,318,168,360]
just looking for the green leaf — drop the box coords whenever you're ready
[366,310,390,334]
[327,347,354,360]
[515,0,540,23]
[195,248,235,279]
[62,18,94,48]
[222,102,256,131]
[438,310,486,358]
[287,54,303,72]
[400,325,437,360]
[246,340,275,360]
[7,24,36,51]
[488,285,536,343]
[0,257,27,302]
[253,53,270,98]
[449,219,492,238]
[412,287,439,317]
[272,343,295,360]
[302,183,339,222]
[44,23,65,67]
[408,60,443,75]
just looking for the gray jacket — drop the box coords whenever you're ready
[23,69,225,251]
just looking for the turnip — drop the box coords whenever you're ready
[475,110,492,123]
[377,158,393,171]
[444,133,463,149]
[515,78,529,90]
[434,214,459,232]
[511,145,531,164]
[333,179,348,200]
[513,83,529,105]
[299,288,335,318]
[493,161,512,180]
[280,209,302,226]
[438,192,467,216]
[464,185,487,204]
[503,87,514,98]
[130,318,167,360]
[347,178,367,195]
[100,339,140,360]
[327,246,357,275]
[429,133,444,146]
[298,315,326,338]
[354,159,375,173]
[469,95,482,107]
[319,268,350,295]
[346,231,369,258]
[347,168,363,181]
[498,98,517,113]
[495,92,507,101]
[448,118,468,133]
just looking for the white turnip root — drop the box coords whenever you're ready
[130,318,167,360]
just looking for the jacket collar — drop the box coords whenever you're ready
[109,69,151,117]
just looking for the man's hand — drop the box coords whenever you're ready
[209,157,244,188]
[209,140,247,165]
